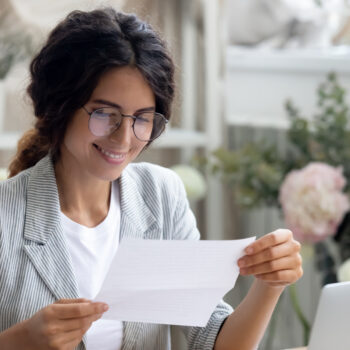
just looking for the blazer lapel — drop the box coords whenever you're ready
[23,156,79,301]
[118,168,160,241]
[118,168,161,350]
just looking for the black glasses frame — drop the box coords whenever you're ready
[82,106,168,142]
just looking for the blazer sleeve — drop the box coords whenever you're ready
[170,172,233,349]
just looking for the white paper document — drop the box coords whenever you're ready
[94,237,255,327]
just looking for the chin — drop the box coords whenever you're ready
[94,168,124,182]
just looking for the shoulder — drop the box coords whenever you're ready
[124,162,186,199]
[0,168,31,205]
[121,162,188,218]
[0,168,31,232]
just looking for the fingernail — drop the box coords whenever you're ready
[103,304,109,311]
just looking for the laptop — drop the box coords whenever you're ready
[308,281,350,350]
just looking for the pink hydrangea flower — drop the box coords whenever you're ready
[279,162,349,243]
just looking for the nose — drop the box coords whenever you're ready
[108,116,134,145]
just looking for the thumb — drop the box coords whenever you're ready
[55,298,91,304]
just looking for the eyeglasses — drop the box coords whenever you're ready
[83,106,168,142]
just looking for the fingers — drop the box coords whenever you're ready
[46,327,90,350]
[57,313,103,349]
[55,298,90,304]
[49,301,108,320]
[238,239,301,268]
[41,307,104,349]
[24,300,107,350]
[255,268,304,283]
[238,229,303,286]
[244,229,293,254]
[58,313,103,332]
[240,255,301,276]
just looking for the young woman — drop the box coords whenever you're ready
[0,8,303,350]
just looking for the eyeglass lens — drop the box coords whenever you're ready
[88,107,166,141]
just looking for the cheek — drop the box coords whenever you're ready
[131,140,147,156]
[63,122,94,155]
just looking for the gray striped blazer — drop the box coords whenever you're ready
[0,155,232,350]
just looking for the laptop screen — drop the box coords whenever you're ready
[308,281,350,350]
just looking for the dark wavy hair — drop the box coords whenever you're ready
[9,7,175,177]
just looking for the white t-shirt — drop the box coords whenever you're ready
[61,181,123,350]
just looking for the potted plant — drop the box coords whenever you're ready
[202,72,350,345]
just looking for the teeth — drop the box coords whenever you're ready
[97,145,125,159]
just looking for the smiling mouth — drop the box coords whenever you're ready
[93,144,126,160]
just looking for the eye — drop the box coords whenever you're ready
[93,109,110,118]
[136,117,150,123]
[93,108,120,119]
[136,113,154,123]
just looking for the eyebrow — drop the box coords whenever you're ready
[91,99,155,113]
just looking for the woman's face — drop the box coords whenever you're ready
[59,66,155,181]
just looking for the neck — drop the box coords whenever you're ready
[54,156,111,228]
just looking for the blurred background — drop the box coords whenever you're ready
[2,0,350,349]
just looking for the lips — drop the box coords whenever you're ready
[93,144,127,160]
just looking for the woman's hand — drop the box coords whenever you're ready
[22,298,108,350]
[238,229,303,288]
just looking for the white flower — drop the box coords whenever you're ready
[279,162,349,243]
[338,259,350,282]
[171,165,207,201]
[0,168,8,181]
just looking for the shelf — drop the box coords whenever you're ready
[225,46,350,129]
[151,128,207,148]
[227,46,350,73]
[226,114,289,129]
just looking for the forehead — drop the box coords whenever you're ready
[90,66,155,109]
